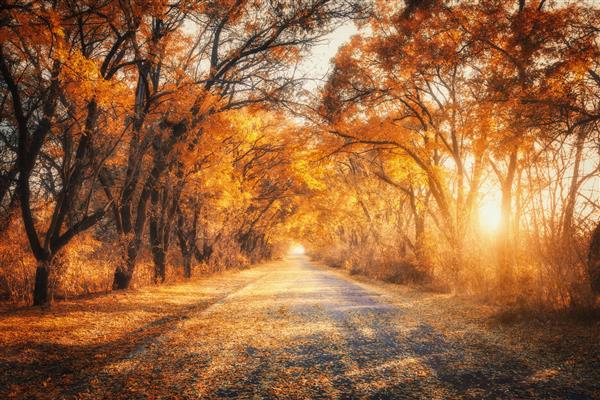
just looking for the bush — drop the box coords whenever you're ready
[0,219,36,304]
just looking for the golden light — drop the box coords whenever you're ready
[478,199,502,232]
[289,244,306,255]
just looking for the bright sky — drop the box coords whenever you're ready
[298,22,358,91]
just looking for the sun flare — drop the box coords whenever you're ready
[478,200,502,232]
[289,244,306,255]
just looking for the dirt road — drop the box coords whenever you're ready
[1,256,599,399]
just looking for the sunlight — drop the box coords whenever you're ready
[289,244,306,255]
[478,199,502,232]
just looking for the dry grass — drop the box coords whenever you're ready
[0,264,269,399]
[1,257,600,399]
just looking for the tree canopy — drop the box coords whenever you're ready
[1,0,599,308]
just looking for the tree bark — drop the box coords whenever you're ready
[33,262,50,306]
[182,253,192,279]
[112,240,139,290]
[0,165,17,208]
[589,221,600,295]
[151,238,167,283]
[497,150,518,292]
[113,263,133,290]
[562,129,586,239]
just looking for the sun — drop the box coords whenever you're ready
[478,199,502,232]
[289,244,306,255]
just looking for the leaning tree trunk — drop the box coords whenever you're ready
[589,221,600,295]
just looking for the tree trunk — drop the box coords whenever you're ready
[113,264,133,290]
[176,220,193,279]
[151,242,167,284]
[589,221,600,295]
[33,262,50,306]
[497,189,514,291]
[497,151,518,293]
[0,166,17,208]
[414,213,428,270]
[183,253,192,279]
[113,245,137,290]
[562,129,586,239]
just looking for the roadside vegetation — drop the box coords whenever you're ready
[290,0,600,314]
[1,0,600,318]
[0,0,359,305]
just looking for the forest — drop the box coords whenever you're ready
[2,0,600,398]
[0,0,599,310]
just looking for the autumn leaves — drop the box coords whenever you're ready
[1,0,598,308]
[295,0,600,304]
[0,0,359,305]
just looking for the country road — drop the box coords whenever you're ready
[1,256,599,399]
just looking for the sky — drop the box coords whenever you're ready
[182,17,358,93]
[297,22,358,92]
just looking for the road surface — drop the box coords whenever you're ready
[1,255,598,399]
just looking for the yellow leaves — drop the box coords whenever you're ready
[472,136,489,157]
[270,46,302,64]
[225,110,263,142]
[58,49,100,83]
[384,156,411,183]
[292,158,326,191]
[195,92,222,116]
[175,107,296,234]
[46,9,65,38]
[51,26,65,38]
[203,160,243,209]
[143,0,170,17]
[58,49,132,115]
[3,8,66,72]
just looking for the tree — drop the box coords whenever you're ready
[302,0,600,298]
[0,1,132,304]
[589,221,600,294]
[99,0,362,288]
